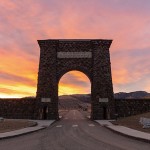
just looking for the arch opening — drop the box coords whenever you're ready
[58,70,91,118]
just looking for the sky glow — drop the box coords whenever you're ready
[0,0,150,98]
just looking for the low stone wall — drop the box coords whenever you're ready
[0,98,38,119]
[0,98,150,119]
[115,99,150,118]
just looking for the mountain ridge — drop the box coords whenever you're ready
[58,91,150,109]
[114,91,150,99]
[59,91,150,101]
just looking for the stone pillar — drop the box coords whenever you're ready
[36,40,59,120]
[91,40,115,120]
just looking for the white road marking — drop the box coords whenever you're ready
[56,125,62,128]
[88,124,95,127]
[72,124,78,127]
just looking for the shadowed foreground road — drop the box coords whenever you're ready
[0,110,149,150]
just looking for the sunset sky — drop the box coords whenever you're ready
[0,0,150,98]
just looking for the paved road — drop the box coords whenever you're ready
[0,110,149,150]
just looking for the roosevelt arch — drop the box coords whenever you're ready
[36,39,115,120]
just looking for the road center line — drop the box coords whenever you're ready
[88,124,95,127]
[56,125,62,128]
[72,124,78,127]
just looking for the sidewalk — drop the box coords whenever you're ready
[0,120,55,139]
[96,120,150,143]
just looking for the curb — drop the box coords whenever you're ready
[104,125,150,143]
[0,127,45,140]
[0,120,56,140]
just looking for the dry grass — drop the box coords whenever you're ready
[111,112,150,133]
[0,119,37,133]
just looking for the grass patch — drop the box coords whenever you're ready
[111,112,150,133]
[0,119,37,133]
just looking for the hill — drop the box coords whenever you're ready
[114,91,150,99]
[58,91,150,109]
[59,94,90,110]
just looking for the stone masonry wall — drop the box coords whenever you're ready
[0,98,149,119]
[0,98,38,119]
[116,99,150,118]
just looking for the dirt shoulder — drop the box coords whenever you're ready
[111,112,150,133]
[0,119,37,133]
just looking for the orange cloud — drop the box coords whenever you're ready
[59,71,91,95]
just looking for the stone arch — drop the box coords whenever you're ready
[36,39,115,120]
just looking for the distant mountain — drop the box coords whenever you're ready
[114,91,150,99]
[58,91,150,109]
[59,91,150,100]
[59,94,90,110]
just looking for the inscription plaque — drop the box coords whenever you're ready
[41,98,51,103]
[99,98,109,103]
[57,52,92,58]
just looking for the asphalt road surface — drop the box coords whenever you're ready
[0,110,149,150]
